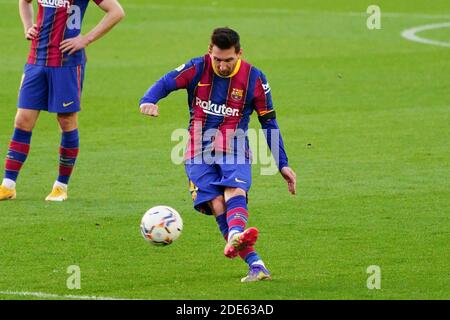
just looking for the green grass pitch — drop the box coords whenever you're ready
[0,0,449,299]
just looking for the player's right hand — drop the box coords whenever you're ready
[25,24,38,40]
[281,166,297,195]
[140,103,159,117]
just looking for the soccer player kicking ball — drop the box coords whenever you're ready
[0,0,125,202]
[139,28,296,282]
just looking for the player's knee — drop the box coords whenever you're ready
[57,113,78,131]
[209,196,226,215]
[15,111,37,131]
[14,118,31,131]
[224,187,246,202]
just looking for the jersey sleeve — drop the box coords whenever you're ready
[261,119,289,171]
[92,0,104,5]
[253,71,276,122]
[253,71,289,171]
[139,59,199,105]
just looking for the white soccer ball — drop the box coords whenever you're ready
[140,206,183,246]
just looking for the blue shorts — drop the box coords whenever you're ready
[18,63,85,113]
[185,156,252,215]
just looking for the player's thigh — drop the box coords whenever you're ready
[48,64,85,114]
[17,64,49,113]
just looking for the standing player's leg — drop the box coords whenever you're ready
[45,113,79,202]
[0,109,40,200]
[45,64,84,202]
[1,64,47,201]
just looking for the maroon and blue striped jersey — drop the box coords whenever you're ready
[140,54,289,170]
[27,0,104,67]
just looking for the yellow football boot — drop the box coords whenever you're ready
[0,185,16,201]
[45,185,68,202]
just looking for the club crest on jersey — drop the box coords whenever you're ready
[231,88,244,101]
[38,0,71,9]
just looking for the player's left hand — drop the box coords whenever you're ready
[280,166,297,195]
[60,35,90,55]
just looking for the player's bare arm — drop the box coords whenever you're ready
[60,0,125,55]
[19,0,38,40]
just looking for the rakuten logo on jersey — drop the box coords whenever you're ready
[195,98,239,117]
[38,0,71,9]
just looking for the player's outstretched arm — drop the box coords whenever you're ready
[19,0,37,40]
[139,59,200,118]
[60,0,125,55]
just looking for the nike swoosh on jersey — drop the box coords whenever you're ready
[197,82,211,87]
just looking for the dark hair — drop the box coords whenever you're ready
[210,27,241,53]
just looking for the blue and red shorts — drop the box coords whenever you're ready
[18,63,85,113]
[185,154,252,215]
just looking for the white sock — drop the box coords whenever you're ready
[251,260,266,268]
[54,181,68,190]
[2,178,16,190]
[227,230,241,242]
